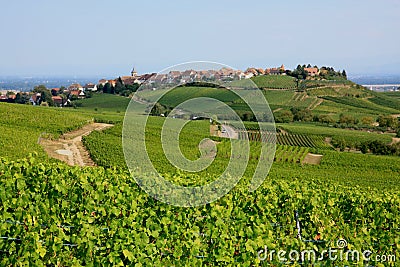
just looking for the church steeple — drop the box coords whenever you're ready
[131,66,137,77]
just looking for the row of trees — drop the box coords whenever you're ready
[273,108,312,123]
[11,85,56,106]
[286,64,347,80]
[333,139,400,156]
[274,109,400,133]
[99,78,140,96]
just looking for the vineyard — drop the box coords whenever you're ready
[384,91,400,99]
[279,123,394,146]
[1,89,400,265]
[237,131,328,149]
[139,86,240,108]
[80,117,400,190]
[368,92,400,111]
[0,103,93,160]
[322,96,398,114]
[217,140,310,164]
[1,156,399,266]
[274,145,309,163]
[302,79,354,89]
[251,75,297,89]
[232,122,329,149]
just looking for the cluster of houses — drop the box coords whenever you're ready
[0,82,99,106]
[97,65,289,88]
[47,83,99,106]
[0,90,17,102]
[0,64,323,106]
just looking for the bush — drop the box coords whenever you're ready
[339,114,357,125]
[317,114,335,124]
[361,140,400,156]
[291,107,313,122]
[377,115,398,129]
[274,110,293,123]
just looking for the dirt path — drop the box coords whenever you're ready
[302,153,323,165]
[39,123,113,166]
[309,98,323,110]
[132,94,150,105]
[392,137,400,145]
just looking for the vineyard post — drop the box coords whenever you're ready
[295,210,302,240]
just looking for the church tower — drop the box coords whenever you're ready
[131,67,137,77]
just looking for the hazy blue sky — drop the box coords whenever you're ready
[1,0,399,77]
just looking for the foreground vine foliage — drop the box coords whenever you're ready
[1,155,398,266]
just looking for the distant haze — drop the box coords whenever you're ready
[1,0,399,77]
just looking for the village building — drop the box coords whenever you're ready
[304,67,319,76]
[84,83,97,91]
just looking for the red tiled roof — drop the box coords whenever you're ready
[70,91,80,96]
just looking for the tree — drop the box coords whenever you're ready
[33,85,54,106]
[318,114,335,124]
[334,138,347,151]
[360,142,369,154]
[15,93,29,104]
[361,116,374,126]
[103,83,112,94]
[339,114,356,126]
[126,83,140,94]
[85,91,93,98]
[342,70,347,79]
[291,108,313,122]
[274,110,294,123]
[377,115,398,129]
[6,91,15,97]
[150,103,170,116]
[114,78,125,95]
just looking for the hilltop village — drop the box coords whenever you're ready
[0,64,347,107]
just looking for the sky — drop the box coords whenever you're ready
[1,0,399,77]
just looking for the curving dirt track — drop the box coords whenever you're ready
[39,123,113,166]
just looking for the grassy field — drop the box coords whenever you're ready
[0,102,92,160]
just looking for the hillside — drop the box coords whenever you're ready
[136,78,400,121]
[72,94,133,123]
[0,102,92,160]
[229,75,297,89]
[1,91,399,265]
